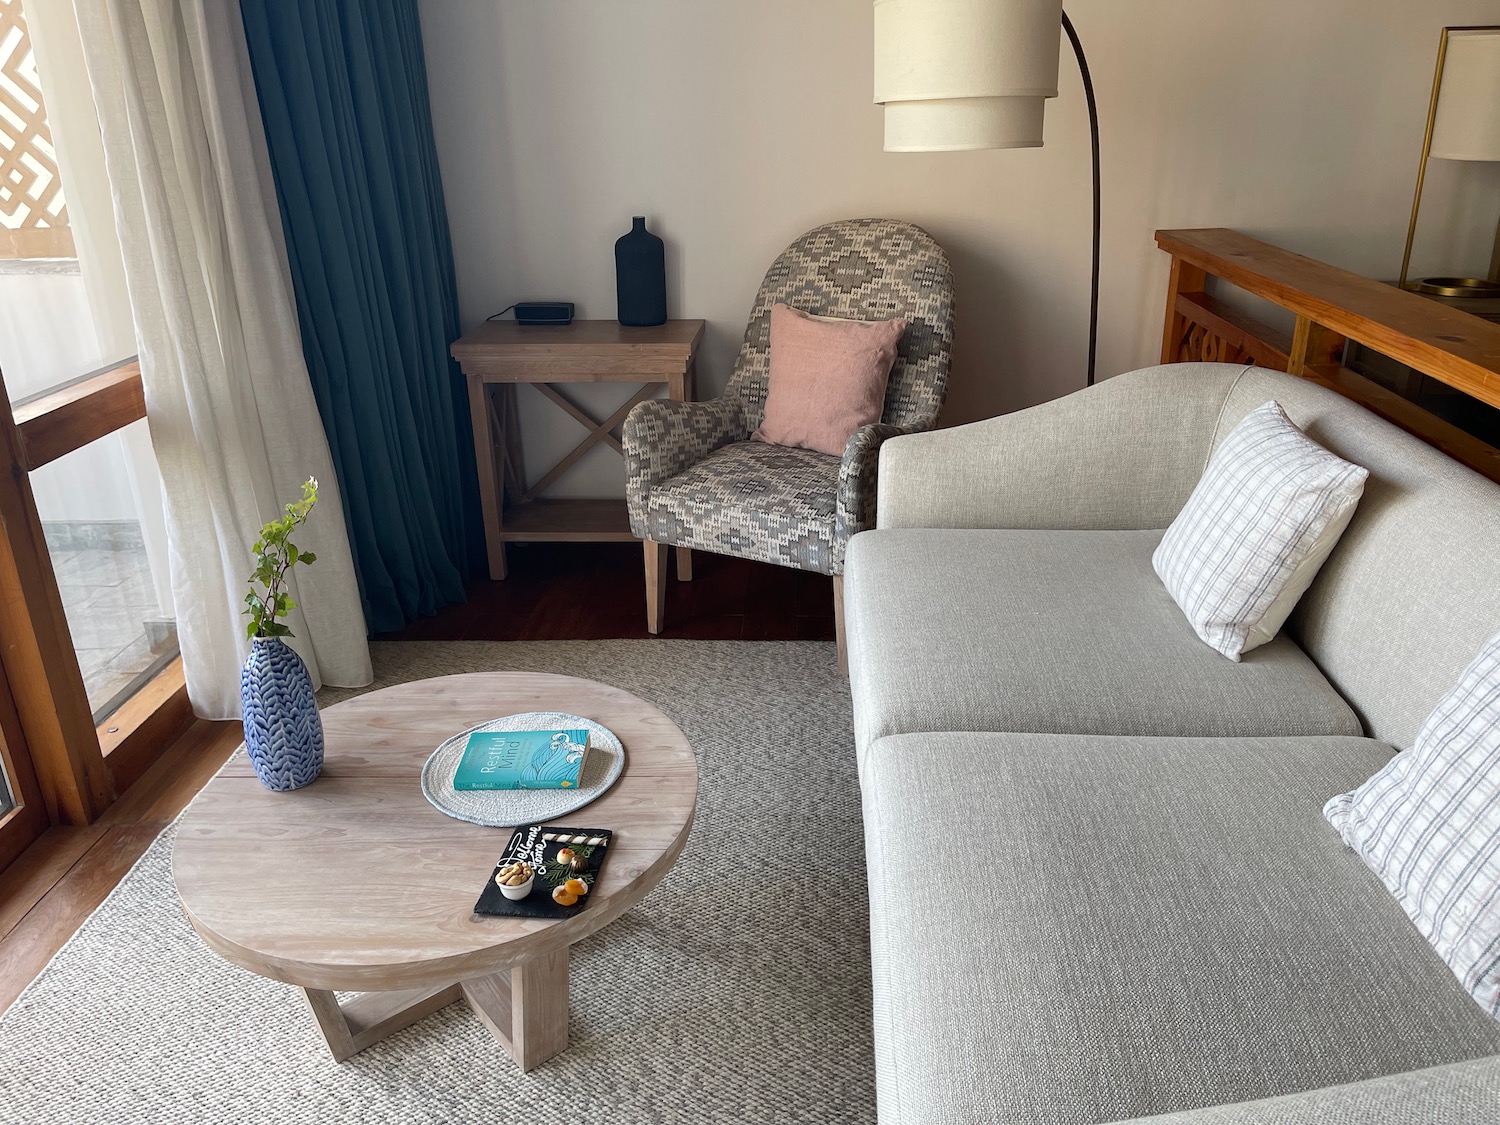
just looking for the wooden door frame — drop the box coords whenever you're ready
[0,356,190,845]
[0,376,111,824]
[0,667,49,871]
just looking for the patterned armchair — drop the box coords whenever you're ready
[622,218,955,668]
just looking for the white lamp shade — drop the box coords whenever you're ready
[1430,28,1500,162]
[874,0,1064,151]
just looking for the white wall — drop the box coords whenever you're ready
[421,0,1500,499]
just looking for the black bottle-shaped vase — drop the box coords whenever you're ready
[615,216,667,327]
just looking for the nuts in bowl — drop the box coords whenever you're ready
[494,860,535,900]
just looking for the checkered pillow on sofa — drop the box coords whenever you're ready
[1153,400,1368,661]
[1326,632,1500,1017]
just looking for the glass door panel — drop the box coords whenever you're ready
[31,419,175,722]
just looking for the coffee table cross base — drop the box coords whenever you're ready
[300,947,570,1071]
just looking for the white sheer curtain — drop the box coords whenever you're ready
[73,0,372,718]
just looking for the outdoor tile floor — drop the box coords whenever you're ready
[52,539,171,718]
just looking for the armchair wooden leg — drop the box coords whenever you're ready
[644,540,668,635]
[833,576,848,676]
[676,547,693,582]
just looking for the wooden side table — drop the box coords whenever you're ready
[452,320,705,579]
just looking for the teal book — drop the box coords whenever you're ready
[452,729,591,791]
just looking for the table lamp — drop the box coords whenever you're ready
[1397,26,1500,299]
[873,0,1101,384]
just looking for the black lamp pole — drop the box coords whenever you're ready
[1061,10,1101,386]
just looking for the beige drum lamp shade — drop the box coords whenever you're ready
[1429,29,1500,162]
[874,0,1066,151]
[870,0,1105,386]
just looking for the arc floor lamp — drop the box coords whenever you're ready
[874,0,1101,385]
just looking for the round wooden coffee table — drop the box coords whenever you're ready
[173,672,697,1071]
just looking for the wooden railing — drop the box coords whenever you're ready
[1157,228,1500,485]
[12,359,146,469]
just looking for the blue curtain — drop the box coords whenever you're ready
[240,0,482,635]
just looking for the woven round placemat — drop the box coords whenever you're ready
[419,711,624,827]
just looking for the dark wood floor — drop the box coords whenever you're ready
[0,543,833,1014]
[381,542,837,642]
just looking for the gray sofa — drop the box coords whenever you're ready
[844,362,1500,1125]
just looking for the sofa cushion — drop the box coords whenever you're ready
[862,732,1500,1125]
[844,528,1361,758]
[1114,1056,1500,1125]
[639,440,842,574]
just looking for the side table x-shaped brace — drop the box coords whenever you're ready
[452,320,706,580]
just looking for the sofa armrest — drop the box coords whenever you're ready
[837,421,924,541]
[877,363,1254,531]
[1113,1056,1500,1125]
[623,397,746,511]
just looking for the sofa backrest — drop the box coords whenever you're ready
[1212,367,1500,748]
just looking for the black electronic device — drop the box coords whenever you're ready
[513,301,575,326]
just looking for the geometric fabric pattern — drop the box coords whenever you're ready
[644,440,842,574]
[624,218,954,576]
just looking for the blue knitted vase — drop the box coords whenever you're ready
[241,636,324,791]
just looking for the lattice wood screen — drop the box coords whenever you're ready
[0,0,74,260]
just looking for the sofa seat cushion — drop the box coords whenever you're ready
[845,529,1361,758]
[862,732,1500,1125]
[638,440,842,575]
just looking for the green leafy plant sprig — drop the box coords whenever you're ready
[539,842,597,890]
[244,477,320,640]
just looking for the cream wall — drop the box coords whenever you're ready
[420,0,1500,499]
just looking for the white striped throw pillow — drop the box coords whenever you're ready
[1153,400,1368,661]
[1326,633,1500,1017]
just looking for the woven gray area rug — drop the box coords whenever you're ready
[0,640,870,1124]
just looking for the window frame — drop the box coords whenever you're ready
[0,357,190,861]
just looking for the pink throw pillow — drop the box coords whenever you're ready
[751,303,908,457]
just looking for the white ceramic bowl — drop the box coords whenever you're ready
[497,867,535,900]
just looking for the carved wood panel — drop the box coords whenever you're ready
[1173,323,1251,366]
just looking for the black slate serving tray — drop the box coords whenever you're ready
[473,823,613,920]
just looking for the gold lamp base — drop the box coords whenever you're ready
[1412,276,1500,298]
[1398,26,1500,296]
